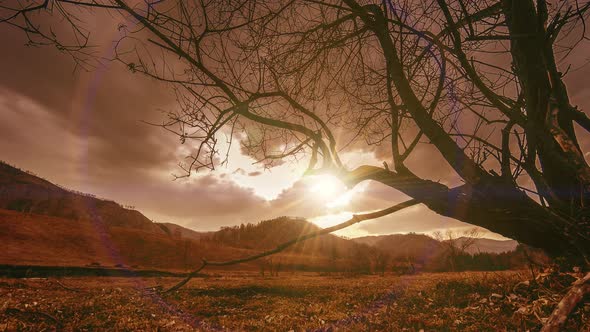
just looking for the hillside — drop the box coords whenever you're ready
[0,161,243,270]
[0,208,245,269]
[0,160,532,273]
[0,207,347,271]
[203,217,378,272]
[354,233,443,265]
[0,163,362,271]
[453,237,518,254]
[158,222,210,241]
[0,161,367,271]
[209,217,363,253]
[0,161,163,233]
[355,234,519,255]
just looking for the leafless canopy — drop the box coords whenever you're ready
[3,0,590,258]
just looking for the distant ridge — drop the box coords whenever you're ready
[353,233,443,265]
[0,160,532,273]
[158,222,211,241]
[208,216,371,258]
[452,237,518,254]
[0,160,163,233]
[354,233,519,256]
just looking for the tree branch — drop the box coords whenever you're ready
[164,198,419,293]
[541,272,590,332]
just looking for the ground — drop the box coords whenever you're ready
[0,271,588,331]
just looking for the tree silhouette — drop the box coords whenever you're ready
[2,0,590,260]
[434,228,481,271]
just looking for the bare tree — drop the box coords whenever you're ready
[434,228,481,271]
[370,247,390,276]
[2,0,590,260]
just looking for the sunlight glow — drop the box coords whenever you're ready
[311,211,354,228]
[307,174,368,209]
[326,190,354,208]
[308,174,344,200]
[310,212,370,238]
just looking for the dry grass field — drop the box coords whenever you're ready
[1,271,588,331]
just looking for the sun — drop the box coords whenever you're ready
[308,174,345,201]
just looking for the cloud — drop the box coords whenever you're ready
[125,174,271,230]
[4,16,590,241]
[0,82,510,237]
[0,87,265,225]
[0,89,86,183]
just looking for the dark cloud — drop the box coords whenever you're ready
[0,27,276,232]
[3,16,590,240]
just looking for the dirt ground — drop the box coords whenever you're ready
[0,271,588,331]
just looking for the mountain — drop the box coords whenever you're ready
[0,206,267,270]
[0,161,163,233]
[355,234,518,255]
[209,216,354,252]
[157,222,211,241]
[0,161,224,270]
[453,237,518,254]
[354,233,443,265]
[205,217,377,271]
[0,161,368,271]
[0,160,529,273]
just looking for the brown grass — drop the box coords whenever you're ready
[1,271,588,331]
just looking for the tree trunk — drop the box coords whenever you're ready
[344,166,590,259]
[541,272,590,332]
[502,0,590,208]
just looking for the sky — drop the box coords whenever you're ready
[1,9,589,241]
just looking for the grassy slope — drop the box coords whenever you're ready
[0,208,236,270]
[0,209,339,272]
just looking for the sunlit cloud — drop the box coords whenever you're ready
[310,211,354,229]
[326,181,370,209]
[168,133,307,201]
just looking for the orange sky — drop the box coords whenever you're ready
[1,6,589,240]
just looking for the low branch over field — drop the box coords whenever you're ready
[164,198,419,292]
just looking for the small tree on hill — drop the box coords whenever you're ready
[434,228,481,271]
[372,249,390,276]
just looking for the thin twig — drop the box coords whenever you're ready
[52,279,88,293]
[5,308,61,328]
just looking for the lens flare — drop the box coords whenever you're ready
[308,174,343,199]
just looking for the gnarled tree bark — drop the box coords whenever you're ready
[541,272,590,332]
